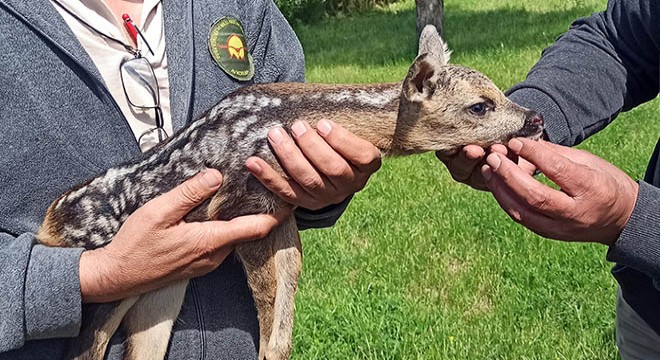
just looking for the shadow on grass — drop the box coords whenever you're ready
[295,5,599,68]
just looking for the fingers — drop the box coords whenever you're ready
[147,169,223,225]
[266,126,332,194]
[484,152,576,218]
[247,120,381,209]
[312,120,382,175]
[223,212,289,243]
[436,145,489,190]
[481,165,569,240]
[437,145,485,182]
[507,138,591,196]
[245,156,312,205]
[198,207,293,247]
[291,121,356,186]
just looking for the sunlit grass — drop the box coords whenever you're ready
[290,0,658,358]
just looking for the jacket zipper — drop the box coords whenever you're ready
[190,278,206,360]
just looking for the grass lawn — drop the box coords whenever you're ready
[289,0,660,359]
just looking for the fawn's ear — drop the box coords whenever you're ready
[402,54,443,103]
[418,25,451,65]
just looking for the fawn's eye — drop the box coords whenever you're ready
[468,102,489,116]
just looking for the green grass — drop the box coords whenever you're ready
[290,1,660,359]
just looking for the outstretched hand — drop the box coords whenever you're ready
[245,120,382,210]
[481,138,639,245]
[79,169,290,303]
[436,144,537,191]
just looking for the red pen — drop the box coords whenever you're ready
[122,14,139,45]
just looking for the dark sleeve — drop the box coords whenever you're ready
[506,0,660,276]
[246,0,353,229]
[507,0,660,146]
[607,181,660,278]
[0,232,83,351]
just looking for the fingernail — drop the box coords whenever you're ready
[481,164,492,181]
[317,120,332,136]
[508,138,523,153]
[486,153,502,171]
[268,127,285,145]
[291,121,307,137]
[200,169,222,188]
[245,158,262,174]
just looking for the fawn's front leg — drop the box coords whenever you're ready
[121,281,189,360]
[237,217,302,360]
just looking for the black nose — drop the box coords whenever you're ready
[531,112,544,127]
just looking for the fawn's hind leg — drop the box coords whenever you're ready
[68,297,139,360]
[121,281,189,360]
[237,217,301,360]
[266,218,302,360]
[236,227,278,360]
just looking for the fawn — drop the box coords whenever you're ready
[37,26,543,360]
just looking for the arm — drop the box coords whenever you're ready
[0,170,286,352]
[438,0,660,188]
[245,0,382,229]
[438,0,660,275]
[507,0,660,146]
[0,233,83,351]
[482,138,660,278]
[606,181,660,279]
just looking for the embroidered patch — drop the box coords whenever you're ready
[208,16,255,81]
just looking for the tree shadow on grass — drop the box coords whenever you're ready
[295,5,600,68]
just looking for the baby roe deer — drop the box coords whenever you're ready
[37,26,543,360]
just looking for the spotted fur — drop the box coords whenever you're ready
[37,26,543,360]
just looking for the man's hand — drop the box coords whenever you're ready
[436,144,537,191]
[79,169,290,303]
[481,138,639,246]
[245,120,382,210]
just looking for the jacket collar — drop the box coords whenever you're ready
[0,0,195,131]
[0,0,104,83]
[162,0,194,131]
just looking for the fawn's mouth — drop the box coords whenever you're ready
[528,128,544,140]
[512,111,545,140]
[512,117,544,140]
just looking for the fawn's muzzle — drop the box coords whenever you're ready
[514,110,544,139]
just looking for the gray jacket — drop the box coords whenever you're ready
[507,0,660,336]
[0,0,347,358]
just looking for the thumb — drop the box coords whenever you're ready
[149,169,224,224]
[203,206,294,247]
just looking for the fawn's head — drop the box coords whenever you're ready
[392,26,543,155]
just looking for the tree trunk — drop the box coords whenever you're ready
[415,0,444,38]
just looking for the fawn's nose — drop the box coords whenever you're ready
[531,112,544,127]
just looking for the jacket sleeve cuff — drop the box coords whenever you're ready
[506,87,572,145]
[24,244,84,340]
[607,181,660,278]
[294,196,352,230]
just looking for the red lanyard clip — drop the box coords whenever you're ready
[122,14,139,45]
[122,14,155,56]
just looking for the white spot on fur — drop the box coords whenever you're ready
[324,89,398,107]
[104,164,140,185]
[326,90,352,102]
[355,89,399,107]
[234,115,259,136]
[257,96,271,108]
